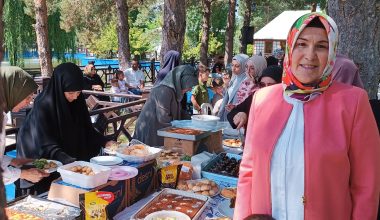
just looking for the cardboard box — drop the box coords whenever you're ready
[48,160,158,219]
[164,130,223,155]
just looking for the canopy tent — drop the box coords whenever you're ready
[253,10,310,55]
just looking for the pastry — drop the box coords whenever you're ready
[221,187,237,199]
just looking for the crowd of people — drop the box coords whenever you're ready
[0,11,379,220]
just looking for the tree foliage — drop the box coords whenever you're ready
[3,0,35,66]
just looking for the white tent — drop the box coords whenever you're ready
[253,10,310,55]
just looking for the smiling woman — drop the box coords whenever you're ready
[234,12,380,220]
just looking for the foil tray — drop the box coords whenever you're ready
[157,126,211,141]
[131,188,210,220]
[7,195,81,220]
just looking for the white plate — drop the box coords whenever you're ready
[115,145,162,163]
[90,156,123,166]
[218,199,234,218]
[144,210,191,220]
[109,166,138,181]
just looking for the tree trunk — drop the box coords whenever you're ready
[160,0,186,65]
[200,0,212,66]
[0,4,8,219]
[328,0,380,99]
[115,0,130,71]
[240,0,252,54]
[34,0,53,77]
[224,0,236,66]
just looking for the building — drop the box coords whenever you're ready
[253,10,310,56]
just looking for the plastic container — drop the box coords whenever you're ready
[191,115,220,127]
[201,153,242,187]
[57,161,111,188]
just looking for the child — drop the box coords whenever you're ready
[110,78,124,102]
[115,70,128,93]
[211,78,224,116]
[191,64,210,114]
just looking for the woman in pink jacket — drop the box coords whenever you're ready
[234,12,380,220]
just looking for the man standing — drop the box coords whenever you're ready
[124,59,145,95]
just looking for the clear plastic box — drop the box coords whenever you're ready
[57,161,111,188]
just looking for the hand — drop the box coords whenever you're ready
[10,158,34,167]
[20,168,50,183]
[92,85,103,91]
[225,104,235,112]
[233,112,248,129]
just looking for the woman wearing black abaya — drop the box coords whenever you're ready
[17,63,112,164]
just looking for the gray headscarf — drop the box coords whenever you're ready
[218,54,249,121]
[246,55,267,81]
[232,54,249,76]
[159,65,199,102]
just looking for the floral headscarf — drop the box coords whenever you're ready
[282,12,339,102]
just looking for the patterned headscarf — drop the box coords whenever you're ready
[282,12,339,102]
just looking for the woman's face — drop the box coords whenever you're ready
[246,61,255,79]
[12,93,34,112]
[89,65,96,76]
[64,91,81,102]
[231,60,241,75]
[291,27,329,84]
[259,76,277,88]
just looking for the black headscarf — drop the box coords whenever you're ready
[155,50,180,85]
[259,65,283,83]
[17,63,108,164]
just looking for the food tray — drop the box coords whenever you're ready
[57,161,111,188]
[116,143,162,163]
[6,195,81,220]
[131,188,210,220]
[201,153,242,187]
[157,126,211,141]
[176,179,220,197]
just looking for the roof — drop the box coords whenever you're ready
[254,10,310,41]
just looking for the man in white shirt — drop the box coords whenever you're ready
[124,59,145,95]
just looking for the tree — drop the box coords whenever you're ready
[115,0,130,70]
[328,0,380,99]
[224,0,236,65]
[34,0,53,77]
[200,0,212,65]
[160,0,186,64]
[240,0,252,54]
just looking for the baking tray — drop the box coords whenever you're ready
[131,188,210,220]
[6,195,81,220]
[157,126,211,141]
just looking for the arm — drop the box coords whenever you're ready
[139,71,145,89]
[227,94,253,129]
[350,90,380,220]
[234,92,257,220]
[191,95,200,111]
[155,87,176,126]
[191,86,201,111]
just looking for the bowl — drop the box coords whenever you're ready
[144,210,191,220]
[191,115,220,127]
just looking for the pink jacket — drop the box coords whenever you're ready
[234,82,380,220]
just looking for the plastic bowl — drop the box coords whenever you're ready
[57,161,111,188]
[191,115,220,127]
